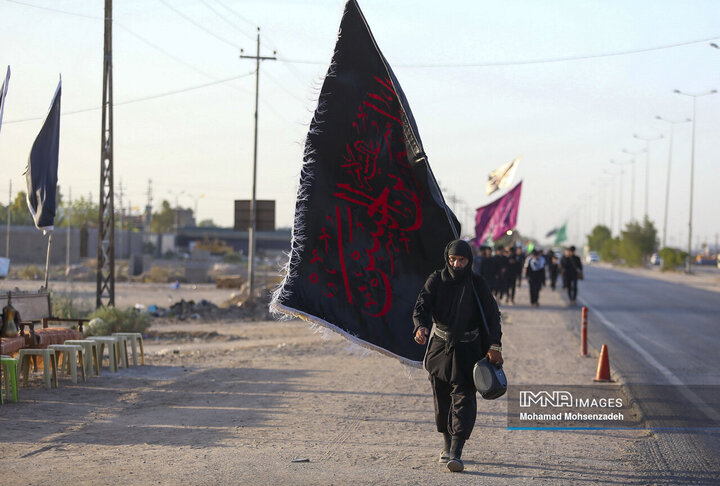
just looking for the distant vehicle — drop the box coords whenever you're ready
[585,251,600,263]
[650,253,663,266]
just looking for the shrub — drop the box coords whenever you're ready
[15,264,44,280]
[659,247,687,271]
[143,265,180,283]
[84,306,152,336]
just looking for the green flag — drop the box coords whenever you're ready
[554,223,567,245]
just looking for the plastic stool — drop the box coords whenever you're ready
[18,348,58,389]
[113,334,130,368]
[64,339,101,377]
[89,337,120,372]
[113,333,145,366]
[48,344,86,384]
[1,355,19,403]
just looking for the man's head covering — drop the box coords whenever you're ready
[442,239,474,283]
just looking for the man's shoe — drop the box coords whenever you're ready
[438,432,452,463]
[446,436,465,472]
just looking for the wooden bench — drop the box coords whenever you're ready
[0,290,87,356]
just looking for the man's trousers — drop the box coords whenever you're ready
[431,375,477,440]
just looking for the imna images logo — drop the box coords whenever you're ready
[518,390,624,408]
[519,391,573,407]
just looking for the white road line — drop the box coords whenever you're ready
[579,297,720,424]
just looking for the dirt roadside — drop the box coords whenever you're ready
[0,280,706,485]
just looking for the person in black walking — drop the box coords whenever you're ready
[545,249,559,290]
[560,245,583,305]
[514,246,525,288]
[413,239,503,473]
[494,246,510,301]
[525,249,546,307]
[504,249,518,305]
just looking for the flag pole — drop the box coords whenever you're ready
[43,232,53,289]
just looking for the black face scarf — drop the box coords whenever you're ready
[439,240,477,354]
[441,240,474,283]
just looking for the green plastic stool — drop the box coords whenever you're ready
[1,355,19,403]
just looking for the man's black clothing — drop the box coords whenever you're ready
[431,376,477,440]
[504,254,518,302]
[479,256,496,293]
[413,240,502,441]
[414,270,501,383]
[526,255,546,305]
[514,251,525,287]
[560,254,583,301]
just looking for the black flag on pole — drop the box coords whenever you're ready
[271,0,459,366]
[25,77,61,231]
[0,66,9,137]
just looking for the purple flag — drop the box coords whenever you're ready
[474,181,522,245]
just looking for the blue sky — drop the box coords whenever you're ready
[1,0,719,250]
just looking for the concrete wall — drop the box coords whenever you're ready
[0,226,143,264]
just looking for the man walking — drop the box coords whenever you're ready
[560,246,583,305]
[413,240,503,473]
[525,249,546,307]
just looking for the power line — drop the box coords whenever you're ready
[277,35,720,67]
[4,72,254,124]
[6,0,248,88]
[211,0,258,30]
[158,0,240,49]
[5,0,104,20]
[199,0,255,41]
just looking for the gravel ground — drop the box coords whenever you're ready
[1,275,717,484]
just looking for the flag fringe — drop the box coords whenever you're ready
[270,301,422,369]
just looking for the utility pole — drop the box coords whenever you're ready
[118,179,124,259]
[145,178,153,255]
[6,179,10,258]
[97,0,115,307]
[621,148,644,222]
[674,88,717,272]
[240,27,275,302]
[66,187,71,278]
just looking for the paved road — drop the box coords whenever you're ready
[575,265,720,480]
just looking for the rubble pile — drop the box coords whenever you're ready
[149,290,274,322]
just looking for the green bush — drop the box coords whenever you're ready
[659,247,687,271]
[598,237,620,263]
[15,264,44,280]
[84,306,152,336]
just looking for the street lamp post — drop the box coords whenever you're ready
[610,159,633,231]
[655,116,691,249]
[620,148,645,222]
[674,89,717,272]
[633,133,664,220]
[603,170,619,233]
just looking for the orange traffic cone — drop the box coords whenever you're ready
[593,344,612,382]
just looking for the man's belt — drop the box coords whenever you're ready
[432,327,479,343]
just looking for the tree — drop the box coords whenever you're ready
[198,219,218,228]
[618,216,658,266]
[59,194,100,228]
[9,191,34,226]
[151,200,174,233]
[587,225,612,252]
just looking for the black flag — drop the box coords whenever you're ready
[0,66,9,136]
[26,77,61,231]
[271,0,459,366]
